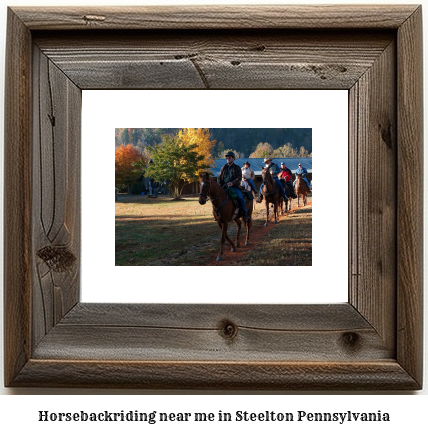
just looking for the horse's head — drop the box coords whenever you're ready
[261,166,272,185]
[198,173,210,205]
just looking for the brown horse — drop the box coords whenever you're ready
[295,173,309,206]
[199,173,253,261]
[260,167,283,226]
[279,178,294,212]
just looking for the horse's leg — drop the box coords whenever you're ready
[217,221,230,261]
[218,220,235,249]
[234,217,242,250]
[273,200,278,224]
[245,202,252,245]
[264,200,269,226]
[245,216,251,245]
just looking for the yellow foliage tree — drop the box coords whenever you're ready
[177,128,216,176]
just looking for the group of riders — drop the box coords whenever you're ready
[217,150,311,223]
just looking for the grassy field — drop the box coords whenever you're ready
[243,204,312,266]
[115,194,312,266]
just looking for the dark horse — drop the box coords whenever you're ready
[260,166,283,226]
[295,173,309,207]
[199,173,253,261]
[279,179,294,212]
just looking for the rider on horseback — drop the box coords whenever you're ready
[241,161,257,194]
[218,151,250,222]
[293,163,311,190]
[279,162,297,198]
[256,157,289,203]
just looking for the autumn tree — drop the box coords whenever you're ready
[115,144,146,191]
[298,146,310,158]
[249,142,274,159]
[144,135,208,199]
[271,142,298,158]
[219,148,244,159]
[177,128,217,173]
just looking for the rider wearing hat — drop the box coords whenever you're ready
[256,157,289,204]
[241,161,256,194]
[217,151,250,222]
[293,163,311,190]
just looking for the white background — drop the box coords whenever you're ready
[82,89,348,304]
[0,0,427,428]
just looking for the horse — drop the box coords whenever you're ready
[295,173,309,206]
[199,173,253,261]
[260,166,283,226]
[279,178,294,212]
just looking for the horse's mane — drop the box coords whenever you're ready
[295,173,308,191]
[262,167,275,190]
[203,174,225,197]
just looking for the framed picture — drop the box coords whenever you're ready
[85,91,347,304]
[4,5,423,389]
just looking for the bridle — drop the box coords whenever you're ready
[199,177,222,202]
[261,168,277,196]
[199,176,228,215]
[198,177,212,201]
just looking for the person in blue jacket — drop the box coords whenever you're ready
[256,157,288,204]
[293,163,311,190]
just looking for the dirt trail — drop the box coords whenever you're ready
[202,196,311,266]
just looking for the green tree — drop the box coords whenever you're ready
[144,135,208,199]
[121,128,130,145]
[131,128,139,146]
[216,140,225,156]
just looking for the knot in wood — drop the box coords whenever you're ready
[37,245,76,272]
[219,320,238,340]
[341,332,361,350]
[83,15,106,23]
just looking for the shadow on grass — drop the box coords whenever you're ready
[115,198,311,266]
[244,205,312,266]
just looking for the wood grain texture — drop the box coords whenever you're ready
[32,304,392,362]
[34,31,394,90]
[12,5,419,30]
[349,40,397,350]
[3,8,32,388]
[396,6,423,387]
[12,361,419,390]
[32,47,81,348]
[3,6,423,390]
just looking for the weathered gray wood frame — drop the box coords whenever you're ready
[4,5,423,389]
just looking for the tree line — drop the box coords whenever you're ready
[115,128,312,199]
[115,128,312,157]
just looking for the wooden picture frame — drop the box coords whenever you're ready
[4,5,423,389]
